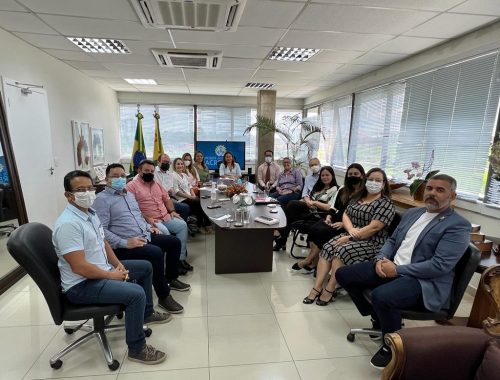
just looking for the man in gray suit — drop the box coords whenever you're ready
[336,174,470,369]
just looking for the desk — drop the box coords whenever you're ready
[200,184,286,274]
[390,191,425,209]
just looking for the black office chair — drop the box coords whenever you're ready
[6,222,151,371]
[346,243,481,342]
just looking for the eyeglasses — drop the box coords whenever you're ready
[71,187,96,193]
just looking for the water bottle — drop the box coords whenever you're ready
[211,181,217,203]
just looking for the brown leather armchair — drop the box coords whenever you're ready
[382,265,500,380]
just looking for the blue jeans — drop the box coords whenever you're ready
[65,260,153,355]
[155,217,188,260]
[269,191,301,208]
[173,200,190,221]
[336,261,424,337]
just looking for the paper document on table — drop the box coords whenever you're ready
[199,186,212,191]
[210,214,231,220]
[218,197,230,201]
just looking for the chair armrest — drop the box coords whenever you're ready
[382,326,490,380]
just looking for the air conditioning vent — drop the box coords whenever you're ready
[151,49,223,69]
[246,82,274,90]
[132,0,246,32]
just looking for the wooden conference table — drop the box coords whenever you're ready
[200,183,286,274]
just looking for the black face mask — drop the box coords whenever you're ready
[346,176,362,186]
[160,163,170,171]
[142,173,154,182]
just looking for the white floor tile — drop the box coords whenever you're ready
[210,362,301,380]
[276,310,370,360]
[0,325,59,379]
[24,327,128,379]
[208,314,292,366]
[0,288,54,327]
[118,368,209,380]
[207,287,273,316]
[119,317,209,373]
[295,357,380,380]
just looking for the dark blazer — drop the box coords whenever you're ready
[377,207,470,312]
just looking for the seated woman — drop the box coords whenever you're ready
[291,163,365,270]
[270,157,303,207]
[303,167,395,306]
[182,152,200,195]
[219,151,241,179]
[274,166,340,251]
[193,150,210,184]
[172,158,212,233]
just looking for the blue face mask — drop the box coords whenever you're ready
[111,177,126,191]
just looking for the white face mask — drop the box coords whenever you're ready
[73,190,96,209]
[265,156,272,163]
[366,180,383,194]
[311,165,320,174]
[184,160,191,168]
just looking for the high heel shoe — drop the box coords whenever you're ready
[316,288,337,306]
[291,262,313,272]
[273,239,286,251]
[303,287,321,304]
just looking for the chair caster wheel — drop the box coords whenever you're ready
[347,333,355,342]
[108,360,120,371]
[50,359,63,369]
[64,328,74,335]
[145,328,152,337]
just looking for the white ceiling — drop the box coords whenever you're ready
[1,0,500,99]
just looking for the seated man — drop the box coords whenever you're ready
[127,159,192,272]
[93,163,191,315]
[257,150,281,192]
[269,157,303,207]
[336,174,470,369]
[302,157,321,199]
[154,153,190,221]
[53,170,169,365]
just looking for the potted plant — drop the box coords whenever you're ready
[244,114,323,174]
[409,170,440,201]
[489,133,500,180]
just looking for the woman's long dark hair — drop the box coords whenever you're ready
[340,163,365,205]
[223,151,235,168]
[311,166,338,195]
[194,150,207,170]
[351,167,391,203]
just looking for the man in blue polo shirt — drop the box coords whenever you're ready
[53,170,168,365]
[93,163,190,315]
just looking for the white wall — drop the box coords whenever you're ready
[0,29,120,214]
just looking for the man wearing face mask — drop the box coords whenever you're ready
[336,174,471,369]
[154,154,190,222]
[302,158,321,200]
[53,170,169,365]
[257,150,281,191]
[127,159,192,272]
[93,163,191,315]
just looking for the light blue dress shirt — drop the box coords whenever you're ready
[302,173,319,198]
[93,187,151,249]
[53,204,112,292]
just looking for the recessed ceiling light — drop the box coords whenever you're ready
[245,82,274,89]
[268,47,320,62]
[67,37,130,54]
[124,79,157,85]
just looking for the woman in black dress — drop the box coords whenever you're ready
[291,163,365,271]
[303,168,395,306]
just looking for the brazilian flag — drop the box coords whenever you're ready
[129,112,147,175]
[153,111,164,162]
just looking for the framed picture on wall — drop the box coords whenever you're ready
[91,128,104,166]
[72,120,91,171]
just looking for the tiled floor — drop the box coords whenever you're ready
[0,233,474,380]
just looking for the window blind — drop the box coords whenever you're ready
[318,95,352,168]
[197,106,256,162]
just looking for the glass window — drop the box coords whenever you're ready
[274,109,303,160]
[197,106,256,162]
